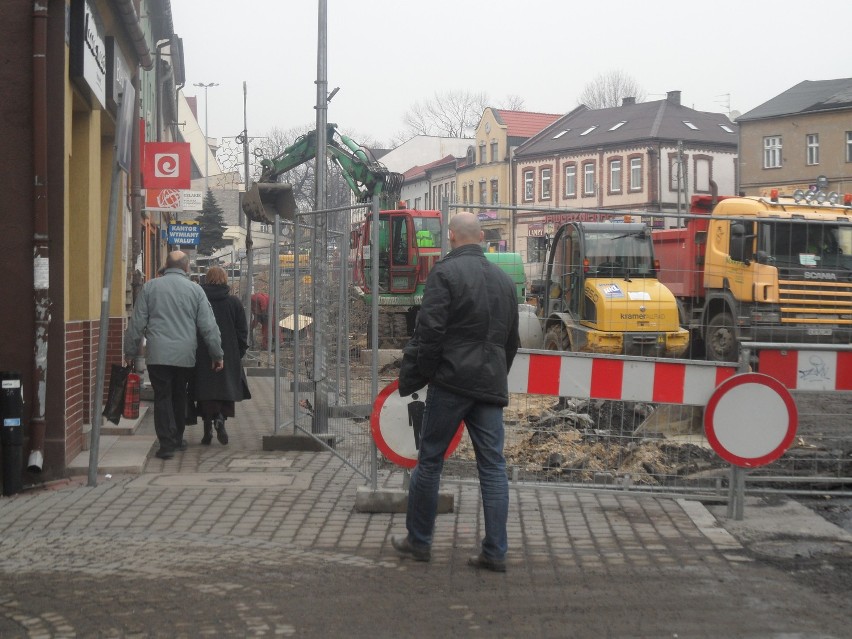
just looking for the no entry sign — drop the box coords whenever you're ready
[370,380,464,468]
[703,373,798,468]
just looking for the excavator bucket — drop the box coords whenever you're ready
[242,182,297,225]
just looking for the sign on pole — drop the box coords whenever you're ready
[167,220,201,246]
[703,372,798,468]
[144,189,203,212]
[370,380,465,468]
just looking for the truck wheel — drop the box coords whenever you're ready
[705,312,738,362]
[544,325,571,351]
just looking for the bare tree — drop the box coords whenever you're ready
[498,94,526,111]
[401,90,489,138]
[577,70,646,109]
[398,90,531,144]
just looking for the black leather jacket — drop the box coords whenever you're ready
[406,243,519,406]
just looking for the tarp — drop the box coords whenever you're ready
[279,314,313,332]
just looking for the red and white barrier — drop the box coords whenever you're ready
[758,349,852,391]
[508,351,738,406]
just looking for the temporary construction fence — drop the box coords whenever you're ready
[243,197,852,498]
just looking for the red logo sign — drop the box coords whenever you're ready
[143,142,191,189]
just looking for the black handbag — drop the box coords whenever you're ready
[398,336,428,397]
[103,363,131,425]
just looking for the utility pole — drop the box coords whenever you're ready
[193,82,218,192]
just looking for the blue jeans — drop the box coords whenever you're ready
[406,384,509,560]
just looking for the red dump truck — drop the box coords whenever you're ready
[653,189,852,361]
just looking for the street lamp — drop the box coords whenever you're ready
[193,81,218,192]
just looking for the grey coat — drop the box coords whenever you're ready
[124,268,223,367]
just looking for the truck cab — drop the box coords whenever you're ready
[542,222,688,357]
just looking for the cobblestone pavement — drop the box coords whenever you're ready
[0,378,849,638]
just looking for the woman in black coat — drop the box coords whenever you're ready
[194,266,251,445]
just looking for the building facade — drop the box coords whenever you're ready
[512,92,739,279]
[736,78,852,197]
[0,0,178,481]
[456,108,560,251]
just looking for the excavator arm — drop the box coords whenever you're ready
[244,124,403,224]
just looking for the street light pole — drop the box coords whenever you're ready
[193,81,218,192]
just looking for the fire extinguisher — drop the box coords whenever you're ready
[123,366,141,420]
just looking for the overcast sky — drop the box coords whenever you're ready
[170,0,852,146]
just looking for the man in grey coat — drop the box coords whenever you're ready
[124,251,224,459]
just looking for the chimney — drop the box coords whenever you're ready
[666,90,681,105]
[622,97,636,106]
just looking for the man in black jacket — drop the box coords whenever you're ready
[393,212,520,572]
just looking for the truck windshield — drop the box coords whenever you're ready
[585,231,655,277]
[758,221,852,270]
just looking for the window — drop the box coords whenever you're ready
[629,157,642,191]
[609,159,622,193]
[580,126,597,136]
[807,134,819,165]
[479,142,486,164]
[462,185,467,204]
[609,121,626,131]
[523,170,534,201]
[553,130,569,139]
[847,132,852,163]
[490,141,498,162]
[527,236,548,263]
[564,164,576,197]
[719,124,735,133]
[479,180,486,204]
[491,179,499,204]
[541,168,552,200]
[764,136,782,168]
[583,162,595,195]
[670,156,686,190]
[682,121,698,130]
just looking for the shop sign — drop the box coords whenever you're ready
[105,37,130,115]
[70,0,106,109]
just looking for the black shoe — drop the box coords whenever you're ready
[201,422,213,445]
[214,417,228,445]
[391,535,431,562]
[154,448,174,460]
[176,439,188,452]
[467,552,506,573]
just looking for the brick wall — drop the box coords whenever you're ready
[63,316,126,465]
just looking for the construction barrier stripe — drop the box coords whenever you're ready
[758,349,852,391]
[509,351,738,406]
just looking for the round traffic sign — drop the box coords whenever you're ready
[370,380,465,468]
[703,372,798,467]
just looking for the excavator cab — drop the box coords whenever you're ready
[363,212,420,293]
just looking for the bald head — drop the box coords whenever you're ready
[166,250,190,273]
[448,212,483,249]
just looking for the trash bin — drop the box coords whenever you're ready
[1,371,24,496]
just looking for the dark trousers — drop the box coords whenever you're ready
[147,364,193,451]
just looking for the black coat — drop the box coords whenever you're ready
[194,284,251,402]
[403,243,519,406]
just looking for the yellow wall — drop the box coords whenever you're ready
[68,108,103,320]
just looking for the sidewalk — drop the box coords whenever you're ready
[0,376,848,637]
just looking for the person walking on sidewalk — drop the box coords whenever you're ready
[124,251,224,460]
[392,212,520,572]
[192,266,251,445]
